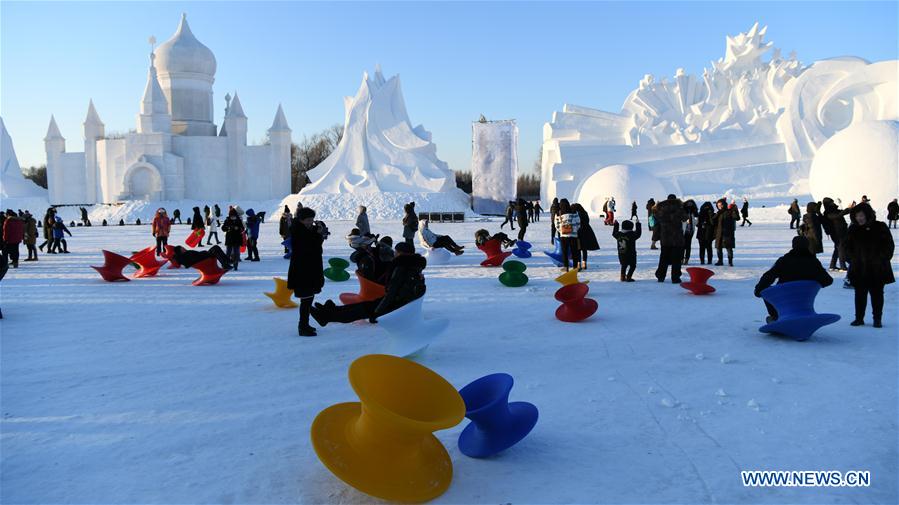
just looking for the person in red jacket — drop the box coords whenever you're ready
[2,210,25,268]
[151,208,172,256]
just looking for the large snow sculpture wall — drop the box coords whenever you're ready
[1,117,48,203]
[541,23,899,204]
[471,120,518,214]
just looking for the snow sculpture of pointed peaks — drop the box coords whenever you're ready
[718,22,773,74]
[1,116,48,199]
[301,67,455,194]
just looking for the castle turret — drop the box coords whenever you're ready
[268,103,292,196]
[44,115,65,161]
[224,92,247,197]
[138,53,172,134]
[83,100,105,203]
[155,14,217,136]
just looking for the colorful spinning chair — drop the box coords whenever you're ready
[679,267,716,295]
[190,257,226,286]
[377,297,449,358]
[90,250,132,282]
[458,373,538,458]
[323,257,351,281]
[554,283,598,322]
[512,240,532,258]
[264,277,297,308]
[499,260,528,287]
[544,238,564,266]
[477,239,511,267]
[759,280,840,341]
[339,272,386,305]
[129,247,168,278]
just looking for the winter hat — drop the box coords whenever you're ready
[621,220,634,231]
[379,236,393,247]
[792,236,810,252]
[297,207,316,220]
[395,242,415,255]
[667,194,677,200]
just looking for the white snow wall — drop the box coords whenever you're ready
[471,120,518,214]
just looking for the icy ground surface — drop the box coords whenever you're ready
[1,218,897,504]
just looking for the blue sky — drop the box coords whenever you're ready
[2,1,896,173]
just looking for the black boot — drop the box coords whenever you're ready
[850,319,865,326]
[873,318,883,328]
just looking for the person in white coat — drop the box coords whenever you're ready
[205,209,220,245]
[418,219,464,255]
[355,206,371,236]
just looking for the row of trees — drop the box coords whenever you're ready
[452,171,541,199]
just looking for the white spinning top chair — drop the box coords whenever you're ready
[377,297,449,358]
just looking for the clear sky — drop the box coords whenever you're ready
[2,1,896,174]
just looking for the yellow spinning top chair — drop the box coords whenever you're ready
[555,268,589,286]
[264,277,297,308]
[311,354,465,503]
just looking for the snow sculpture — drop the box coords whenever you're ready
[1,116,48,201]
[809,121,899,208]
[302,67,456,195]
[542,23,898,204]
[285,67,472,220]
[574,164,668,217]
[471,120,518,214]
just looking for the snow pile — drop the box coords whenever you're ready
[471,120,518,214]
[809,120,899,206]
[1,116,49,210]
[301,67,456,195]
[575,164,669,216]
[49,199,281,225]
[278,191,474,221]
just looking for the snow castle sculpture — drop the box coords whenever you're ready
[542,23,898,212]
[44,14,292,205]
[1,116,49,208]
[471,119,518,215]
[285,67,472,219]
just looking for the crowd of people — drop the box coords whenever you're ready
[1,194,895,331]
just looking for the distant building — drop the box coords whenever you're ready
[45,14,292,204]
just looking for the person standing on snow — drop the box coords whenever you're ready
[788,199,801,230]
[151,208,171,256]
[800,202,824,255]
[244,209,261,261]
[288,207,325,336]
[714,199,738,266]
[221,208,245,270]
[205,208,220,245]
[23,210,38,262]
[51,216,72,253]
[845,203,894,328]
[402,202,419,247]
[554,199,580,272]
[886,198,898,229]
[573,203,598,270]
[696,202,716,265]
[500,201,516,230]
[355,205,371,236]
[613,217,642,281]
[740,197,752,227]
[654,194,686,283]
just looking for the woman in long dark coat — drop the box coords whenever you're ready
[696,201,716,265]
[800,202,824,255]
[287,207,325,336]
[713,199,737,266]
[845,203,894,328]
[573,203,599,270]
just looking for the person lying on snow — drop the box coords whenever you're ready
[310,241,426,326]
[418,219,465,255]
[754,235,833,324]
[474,229,516,249]
[165,245,234,271]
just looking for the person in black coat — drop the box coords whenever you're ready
[754,236,833,323]
[287,207,325,336]
[172,208,182,224]
[845,203,894,327]
[696,202,716,264]
[402,202,418,247]
[788,199,801,230]
[220,209,245,270]
[549,198,559,243]
[821,197,852,270]
[800,202,824,255]
[165,245,232,270]
[886,198,898,229]
[740,197,752,226]
[573,203,598,270]
[191,207,204,235]
[714,199,738,266]
[500,201,515,230]
[613,218,642,281]
[310,242,426,326]
[515,199,529,240]
[654,194,686,282]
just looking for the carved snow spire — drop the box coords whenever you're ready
[269,103,290,132]
[84,100,104,128]
[141,52,169,116]
[44,115,64,141]
[226,92,246,118]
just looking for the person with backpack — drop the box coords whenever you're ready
[613,217,642,281]
[554,199,580,272]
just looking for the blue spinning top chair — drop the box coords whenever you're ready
[281,239,292,259]
[457,373,538,458]
[512,240,532,258]
[759,280,840,341]
[543,238,563,266]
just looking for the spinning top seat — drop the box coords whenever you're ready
[311,354,465,503]
[190,257,226,286]
[323,257,351,281]
[339,272,386,305]
[544,238,564,267]
[499,260,528,287]
[458,373,538,458]
[377,297,449,358]
[512,240,532,258]
[129,247,168,278]
[759,280,840,341]
[680,267,716,295]
[264,277,297,308]
[281,238,291,259]
[163,245,182,269]
[477,239,511,267]
[90,250,132,282]
[554,283,598,322]
[425,247,453,265]
[555,268,588,286]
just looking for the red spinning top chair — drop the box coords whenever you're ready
[476,239,512,267]
[339,272,386,305]
[129,247,168,278]
[90,250,132,282]
[679,267,716,295]
[190,257,226,286]
[554,283,598,322]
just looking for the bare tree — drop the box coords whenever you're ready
[291,123,344,192]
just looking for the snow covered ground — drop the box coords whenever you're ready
[1,217,897,504]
